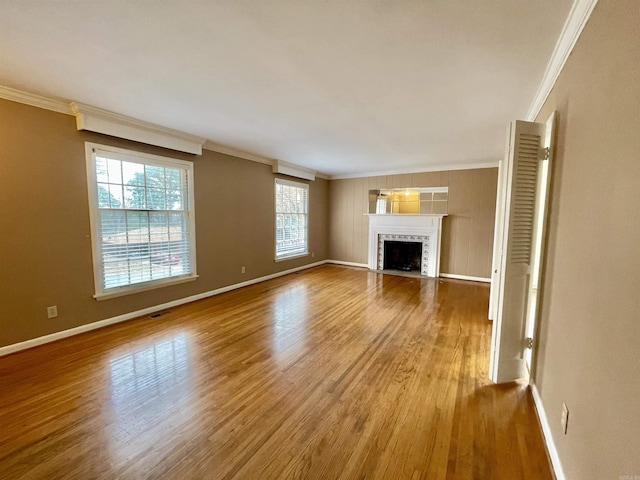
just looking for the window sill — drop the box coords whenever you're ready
[93,275,199,301]
[274,252,309,262]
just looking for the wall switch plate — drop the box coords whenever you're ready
[47,306,58,319]
[561,402,569,434]
[241,266,246,274]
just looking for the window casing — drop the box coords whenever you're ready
[275,178,309,260]
[85,143,197,299]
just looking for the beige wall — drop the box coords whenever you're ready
[2,2,638,475]
[533,1,640,478]
[0,99,329,348]
[328,168,498,278]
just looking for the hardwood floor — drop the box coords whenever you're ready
[0,265,553,479]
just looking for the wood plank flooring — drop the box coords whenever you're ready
[0,265,553,479]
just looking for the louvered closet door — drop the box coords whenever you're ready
[489,120,546,383]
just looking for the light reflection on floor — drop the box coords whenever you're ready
[271,284,308,364]
[107,333,193,464]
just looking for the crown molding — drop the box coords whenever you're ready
[526,0,599,121]
[203,140,274,165]
[329,160,500,180]
[71,102,205,155]
[0,85,329,175]
[1,84,486,179]
[202,141,329,179]
[0,85,73,115]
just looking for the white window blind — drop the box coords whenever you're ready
[86,143,196,298]
[275,178,309,259]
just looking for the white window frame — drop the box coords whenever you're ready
[85,142,197,300]
[274,178,309,261]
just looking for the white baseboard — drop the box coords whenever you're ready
[326,260,369,268]
[0,260,329,358]
[439,273,491,283]
[531,384,566,480]
[325,263,492,283]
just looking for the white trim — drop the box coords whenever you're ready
[275,177,309,189]
[440,273,491,283]
[0,84,492,180]
[531,384,566,480]
[326,260,369,268]
[203,140,274,165]
[489,159,507,321]
[273,160,316,181]
[0,260,328,358]
[94,275,199,301]
[85,142,198,298]
[72,102,205,155]
[274,252,309,262]
[275,178,309,261]
[526,0,599,121]
[0,85,72,115]
[0,84,497,179]
[368,215,444,278]
[330,161,499,180]
[0,85,333,176]
[86,141,196,169]
[203,141,330,180]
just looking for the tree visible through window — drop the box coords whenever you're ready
[275,178,308,259]
[86,143,196,297]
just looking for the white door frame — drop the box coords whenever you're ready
[525,111,556,379]
[488,157,507,321]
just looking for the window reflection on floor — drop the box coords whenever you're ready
[107,333,193,461]
[271,284,308,364]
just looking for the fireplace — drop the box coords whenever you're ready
[367,214,445,277]
[383,241,422,272]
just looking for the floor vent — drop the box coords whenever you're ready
[149,309,171,318]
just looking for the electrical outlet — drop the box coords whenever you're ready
[561,402,569,434]
[311,252,315,257]
[241,266,246,274]
[47,306,58,319]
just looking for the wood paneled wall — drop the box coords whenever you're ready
[328,168,498,279]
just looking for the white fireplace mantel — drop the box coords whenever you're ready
[367,214,446,277]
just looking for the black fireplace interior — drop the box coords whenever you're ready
[383,241,422,272]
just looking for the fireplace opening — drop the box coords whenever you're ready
[383,241,422,272]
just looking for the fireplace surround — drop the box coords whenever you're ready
[367,214,446,277]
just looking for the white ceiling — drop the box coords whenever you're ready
[0,1,573,177]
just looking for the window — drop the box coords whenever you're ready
[275,178,308,260]
[85,143,197,299]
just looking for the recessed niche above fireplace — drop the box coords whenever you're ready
[368,187,448,215]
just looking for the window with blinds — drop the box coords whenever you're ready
[275,178,309,260]
[85,143,197,298]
